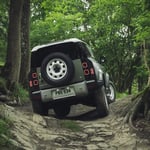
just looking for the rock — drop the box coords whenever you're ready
[83,128,96,136]
[90,137,105,142]
[0,103,150,150]
[75,132,88,140]
[97,131,114,137]
[85,144,99,150]
[84,123,109,129]
[97,142,109,149]
[32,114,47,127]
[54,136,69,144]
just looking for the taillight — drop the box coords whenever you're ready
[29,72,39,88]
[90,68,95,75]
[84,69,90,75]
[32,72,38,78]
[29,81,33,87]
[82,61,95,76]
[33,79,39,86]
[82,62,88,68]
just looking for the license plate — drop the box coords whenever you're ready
[52,87,75,100]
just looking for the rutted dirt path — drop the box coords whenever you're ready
[0,97,150,150]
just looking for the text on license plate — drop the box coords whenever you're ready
[52,87,75,100]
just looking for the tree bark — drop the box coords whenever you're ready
[4,0,24,90]
[143,40,150,86]
[20,0,30,87]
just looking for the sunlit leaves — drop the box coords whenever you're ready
[30,0,85,47]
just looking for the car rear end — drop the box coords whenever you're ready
[29,40,103,105]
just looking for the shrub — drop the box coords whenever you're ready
[13,83,29,104]
[0,118,11,146]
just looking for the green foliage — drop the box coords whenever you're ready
[135,65,149,78]
[135,12,150,42]
[31,12,84,47]
[0,117,18,149]
[0,77,29,103]
[116,92,129,99]
[30,0,86,47]
[23,0,150,93]
[0,118,9,135]
[0,77,7,94]
[13,83,29,103]
[0,0,8,65]
[60,120,82,132]
[0,0,148,93]
[0,118,12,147]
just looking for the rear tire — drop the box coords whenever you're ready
[106,81,116,104]
[95,86,109,117]
[32,100,48,116]
[53,105,70,118]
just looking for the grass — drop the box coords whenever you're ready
[0,62,4,66]
[60,120,82,132]
[0,118,15,149]
[0,76,29,104]
[0,117,20,149]
[116,81,140,100]
[116,92,129,99]
[13,83,29,104]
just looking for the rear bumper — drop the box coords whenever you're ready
[86,80,104,90]
[31,81,89,102]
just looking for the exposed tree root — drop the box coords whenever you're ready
[124,87,150,131]
[0,94,21,106]
[0,94,12,102]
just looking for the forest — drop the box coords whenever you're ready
[0,0,150,93]
[0,0,150,141]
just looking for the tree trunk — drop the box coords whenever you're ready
[124,40,150,130]
[4,0,24,90]
[143,40,150,86]
[20,0,30,88]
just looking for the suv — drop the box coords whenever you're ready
[29,38,116,117]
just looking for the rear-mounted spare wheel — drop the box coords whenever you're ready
[41,52,74,86]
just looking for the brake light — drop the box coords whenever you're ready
[82,61,95,76]
[32,72,38,78]
[82,62,88,68]
[84,69,90,75]
[29,72,39,87]
[33,80,39,86]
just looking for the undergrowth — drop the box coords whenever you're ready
[60,120,82,132]
[0,76,29,104]
[0,117,17,149]
[13,83,29,104]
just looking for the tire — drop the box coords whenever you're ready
[53,105,70,118]
[31,100,48,116]
[95,86,109,117]
[41,52,74,86]
[106,81,116,104]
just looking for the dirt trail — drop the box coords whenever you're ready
[0,98,150,150]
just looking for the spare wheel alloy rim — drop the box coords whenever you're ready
[46,58,67,80]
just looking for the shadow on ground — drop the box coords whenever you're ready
[49,108,107,121]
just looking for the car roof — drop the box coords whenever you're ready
[31,38,85,52]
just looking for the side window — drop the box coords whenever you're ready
[77,43,89,58]
[85,44,95,58]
